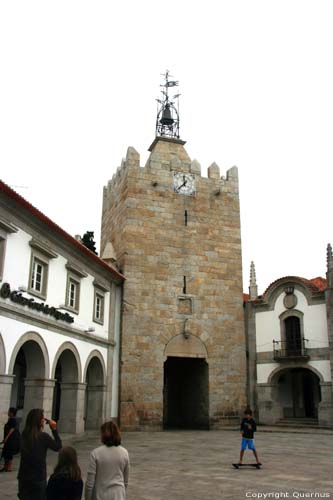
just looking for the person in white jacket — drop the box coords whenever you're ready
[85,421,129,500]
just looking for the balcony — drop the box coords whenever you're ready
[273,339,310,361]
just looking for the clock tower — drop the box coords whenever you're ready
[101,74,247,429]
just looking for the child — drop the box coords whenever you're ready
[239,408,261,465]
[0,407,20,472]
[46,446,83,500]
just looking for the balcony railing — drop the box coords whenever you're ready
[273,339,309,361]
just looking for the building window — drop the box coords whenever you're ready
[0,218,18,281]
[284,316,302,355]
[28,239,57,299]
[93,291,105,324]
[31,258,45,293]
[66,275,81,312]
[64,262,88,314]
[277,309,307,359]
[28,254,49,299]
[0,237,6,281]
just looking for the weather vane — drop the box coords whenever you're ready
[155,70,180,139]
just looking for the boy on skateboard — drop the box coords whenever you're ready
[239,408,261,466]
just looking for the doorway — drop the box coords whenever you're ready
[277,368,320,418]
[163,357,209,429]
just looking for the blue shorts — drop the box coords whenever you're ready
[241,438,256,451]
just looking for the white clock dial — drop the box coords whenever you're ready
[173,172,196,196]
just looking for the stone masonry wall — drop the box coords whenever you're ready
[101,138,247,429]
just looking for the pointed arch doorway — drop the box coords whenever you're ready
[163,334,209,430]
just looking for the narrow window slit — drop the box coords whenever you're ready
[183,276,187,294]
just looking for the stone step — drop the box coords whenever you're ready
[275,418,319,428]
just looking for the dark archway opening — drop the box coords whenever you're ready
[11,348,27,412]
[163,357,209,429]
[277,368,321,419]
[84,357,104,430]
[52,363,62,421]
[52,349,79,432]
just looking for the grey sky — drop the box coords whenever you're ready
[1,1,332,292]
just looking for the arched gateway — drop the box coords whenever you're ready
[276,368,321,419]
[163,334,209,429]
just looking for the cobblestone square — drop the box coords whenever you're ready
[1,428,332,500]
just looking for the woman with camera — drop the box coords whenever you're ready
[17,408,62,500]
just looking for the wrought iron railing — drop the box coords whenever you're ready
[273,339,309,360]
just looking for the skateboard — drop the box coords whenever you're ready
[232,463,261,469]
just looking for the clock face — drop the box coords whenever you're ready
[173,172,196,196]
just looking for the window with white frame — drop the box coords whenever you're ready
[31,257,46,293]
[0,237,6,280]
[92,280,109,325]
[0,219,18,281]
[28,239,57,299]
[66,274,80,312]
[64,262,87,314]
[94,291,105,324]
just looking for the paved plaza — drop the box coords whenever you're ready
[1,427,333,500]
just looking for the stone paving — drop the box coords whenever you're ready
[1,428,333,499]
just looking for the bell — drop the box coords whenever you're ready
[160,105,174,126]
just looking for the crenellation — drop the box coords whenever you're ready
[125,146,140,166]
[207,162,220,180]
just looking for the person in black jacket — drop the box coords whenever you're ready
[46,446,83,500]
[239,408,261,465]
[17,408,62,500]
[0,407,20,472]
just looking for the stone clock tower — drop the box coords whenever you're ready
[101,74,246,429]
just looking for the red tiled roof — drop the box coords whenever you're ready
[0,179,125,282]
[310,276,327,292]
[243,293,250,302]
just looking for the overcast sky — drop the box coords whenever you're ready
[1,1,332,293]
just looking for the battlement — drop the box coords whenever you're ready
[103,139,239,211]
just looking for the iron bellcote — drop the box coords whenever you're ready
[155,70,180,139]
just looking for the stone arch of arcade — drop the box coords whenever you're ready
[163,333,209,430]
[84,350,106,430]
[8,332,51,424]
[51,342,84,434]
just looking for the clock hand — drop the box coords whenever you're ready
[177,179,187,191]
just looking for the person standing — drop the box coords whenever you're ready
[46,446,83,500]
[85,421,129,500]
[17,408,62,500]
[0,407,20,472]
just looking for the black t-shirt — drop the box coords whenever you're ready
[240,417,257,439]
[3,416,17,439]
[46,472,83,500]
[18,430,62,482]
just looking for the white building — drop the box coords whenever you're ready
[245,250,333,427]
[0,180,124,434]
